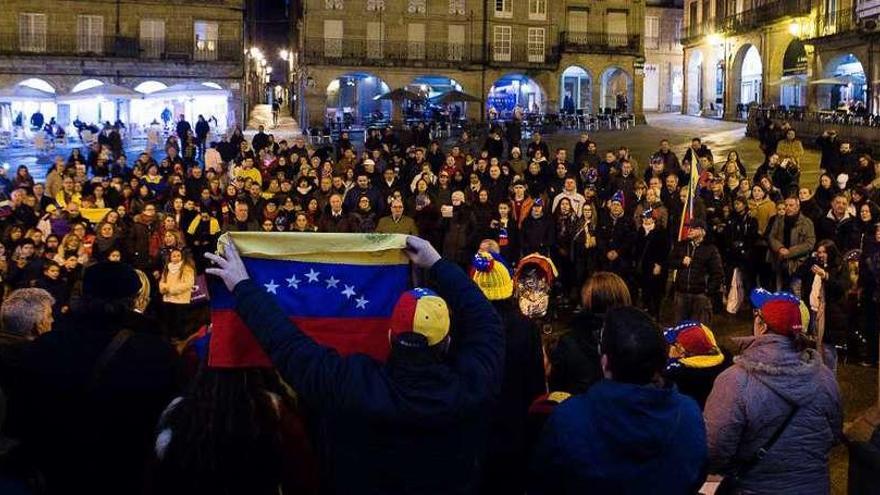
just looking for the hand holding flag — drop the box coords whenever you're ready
[205,238,250,292]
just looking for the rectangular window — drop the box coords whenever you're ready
[607,11,628,47]
[408,23,425,60]
[193,21,218,61]
[529,0,546,20]
[527,27,545,62]
[645,16,660,49]
[366,21,383,59]
[567,9,589,32]
[77,15,104,54]
[448,24,465,61]
[139,19,165,59]
[493,25,511,61]
[323,19,343,57]
[494,0,512,18]
[19,13,46,53]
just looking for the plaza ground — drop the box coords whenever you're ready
[0,112,869,491]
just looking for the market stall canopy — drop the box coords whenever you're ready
[374,88,422,102]
[768,75,807,87]
[144,81,229,99]
[0,85,55,102]
[429,90,482,104]
[57,83,141,102]
[810,75,860,85]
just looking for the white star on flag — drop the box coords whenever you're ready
[341,285,356,299]
[355,296,369,309]
[286,275,300,289]
[305,269,321,283]
[325,276,340,288]
[264,280,279,294]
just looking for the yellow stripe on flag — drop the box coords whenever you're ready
[219,232,410,265]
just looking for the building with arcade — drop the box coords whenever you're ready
[0,0,246,136]
[291,0,651,129]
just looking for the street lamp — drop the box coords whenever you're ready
[280,49,289,60]
[266,67,273,74]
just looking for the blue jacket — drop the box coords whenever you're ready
[233,259,504,494]
[530,379,707,495]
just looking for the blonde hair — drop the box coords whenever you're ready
[581,272,632,314]
[133,269,151,313]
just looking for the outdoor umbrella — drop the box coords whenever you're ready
[374,88,423,125]
[57,83,141,102]
[0,85,55,102]
[144,81,229,99]
[429,90,482,104]
[768,75,807,87]
[809,75,859,85]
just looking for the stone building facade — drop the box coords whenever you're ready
[0,0,246,127]
[681,0,877,119]
[293,0,647,128]
[644,0,684,113]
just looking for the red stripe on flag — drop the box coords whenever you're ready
[678,158,701,242]
[212,310,391,362]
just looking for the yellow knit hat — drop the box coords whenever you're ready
[471,251,513,301]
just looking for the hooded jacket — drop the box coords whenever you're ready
[704,334,842,494]
[530,379,707,494]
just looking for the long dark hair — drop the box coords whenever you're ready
[156,366,293,495]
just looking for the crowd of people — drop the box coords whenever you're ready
[0,113,870,493]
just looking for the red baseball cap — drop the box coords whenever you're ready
[751,288,804,337]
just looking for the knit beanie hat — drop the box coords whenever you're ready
[470,251,513,301]
[389,288,450,347]
[664,321,724,369]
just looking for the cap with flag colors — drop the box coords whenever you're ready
[750,288,807,336]
[389,288,450,346]
[664,320,724,369]
[611,190,625,207]
[210,232,411,361]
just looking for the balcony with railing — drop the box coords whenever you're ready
[717,0,811,35]
[0,33,242,62]
[811,7,857,39]
[680,18,715,45]
[304,37,560,69]
[560,32,641,55]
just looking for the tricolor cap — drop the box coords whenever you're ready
[664,320,723,369]
[750,288,805,336]
[641,208,655,220]
[389,288,450,347]
[611,190,625,205]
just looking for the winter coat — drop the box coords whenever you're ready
[231,259,503,495]
[160,264,196,305]
[668,240,724,294]
[549,312,603,394]
[375,215,419,235]
[596,212,637,275]
[317,211,352,233]
[348,209,378,233]
[442,206,477,266]
[798,257,852,346]
[520,213,555,257]
[635,226,669,277]
[12,307,180,494]
[128,213,161,272]
[768,213,816,274]
[817,211,860,252]
[704,334,842,494]
[529,379,707,495]
[664,354,731,410]
[482,301,546,494]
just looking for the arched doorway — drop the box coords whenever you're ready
[736,45,762,105]
[560,66,593,114]
[66,79,116,125]
[600,67,633,113]
[487,74,546,119]
[816,53,867,111]
[325,73,391,125]
[139,82,231,132]
[408,75,464,121]
[687,50,704,115]
[2,78,57,131]
[780,40,807,107]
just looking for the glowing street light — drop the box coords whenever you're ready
[280,49,289,60]
[266,67,273,74]
[789,21,801,37]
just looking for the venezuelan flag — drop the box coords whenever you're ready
[210,232,411,361]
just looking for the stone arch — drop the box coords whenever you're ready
[486,73,547,117]
[730,43,763,106]
[599,66,633,113]
[325,72,392,125]
[560,65,593,114]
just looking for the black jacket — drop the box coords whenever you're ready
[669,240,724,294]
[549,312,603,394]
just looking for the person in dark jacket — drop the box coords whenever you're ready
[470,251,545,495]
[549,271,631,395]
[12,262,180,495]
[663,321,730,409]
[317,194,352,233]
[596,192,637,282]
[205,236,503,495]
[441,191,478,267]
[520,199,555,256]
[669,218,724,324]
[634,209,669,319]
[531,307,708,494]
[817,193,859,252]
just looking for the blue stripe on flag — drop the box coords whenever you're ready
[211,258,410,318]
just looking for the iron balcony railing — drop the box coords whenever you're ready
[717,0,812,34]
[560,32,641,54]
[304,37,560,68]
[813,7,857,39]
[680,18,715,44]
[0,33,242,62]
